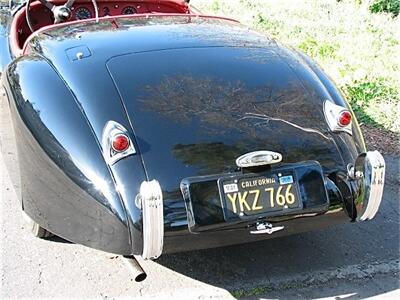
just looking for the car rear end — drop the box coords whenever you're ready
[105,37,385,255]
[13,15,385,259]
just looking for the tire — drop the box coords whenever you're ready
[22,211,54,238]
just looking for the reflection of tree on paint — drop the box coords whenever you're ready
[173,142,243,175]
[31,15,274,53]
[37,15,247,40]
[137,74,340,172]
[139,74,327,138]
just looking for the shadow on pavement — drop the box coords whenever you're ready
[45,235,73,244]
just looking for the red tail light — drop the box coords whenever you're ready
[324,100,353,135]
[338,111,352,127]
[112,134,130,152]
[102,121,136,165]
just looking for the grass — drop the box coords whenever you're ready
[194,0,400,133]
[231,286,273,298]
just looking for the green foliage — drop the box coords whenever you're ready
[346,79,395,107]
[253,13,283,36]
[370,0,400,17]
[211,0,220,13]
[298,37,338,59]
[231,286,272,298]
[345,79,399,130]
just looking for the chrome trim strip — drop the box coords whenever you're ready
[139,180,164,260]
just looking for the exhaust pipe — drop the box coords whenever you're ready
[123,255,147,282]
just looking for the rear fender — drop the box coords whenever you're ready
[290,49,366,158]
[3,55,136,254]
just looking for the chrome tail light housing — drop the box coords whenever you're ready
[102,121,136,165]
[324,100,353,135]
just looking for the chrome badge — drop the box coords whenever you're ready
[250,222,284,235]
[236,151,282,168]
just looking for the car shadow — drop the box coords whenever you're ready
[44,235,73,244]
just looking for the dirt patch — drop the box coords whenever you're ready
[361,124,400,155]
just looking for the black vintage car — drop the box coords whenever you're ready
[0,0,385,280]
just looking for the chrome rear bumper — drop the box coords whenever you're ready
[354,151,385,221]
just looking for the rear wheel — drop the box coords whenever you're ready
[22,211,54,238]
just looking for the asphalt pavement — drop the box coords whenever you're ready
[0,96,399,298]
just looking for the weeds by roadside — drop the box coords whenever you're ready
[370,0,400,17]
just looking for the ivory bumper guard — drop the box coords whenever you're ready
[137,180,164,260]
[354,151,386,221]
